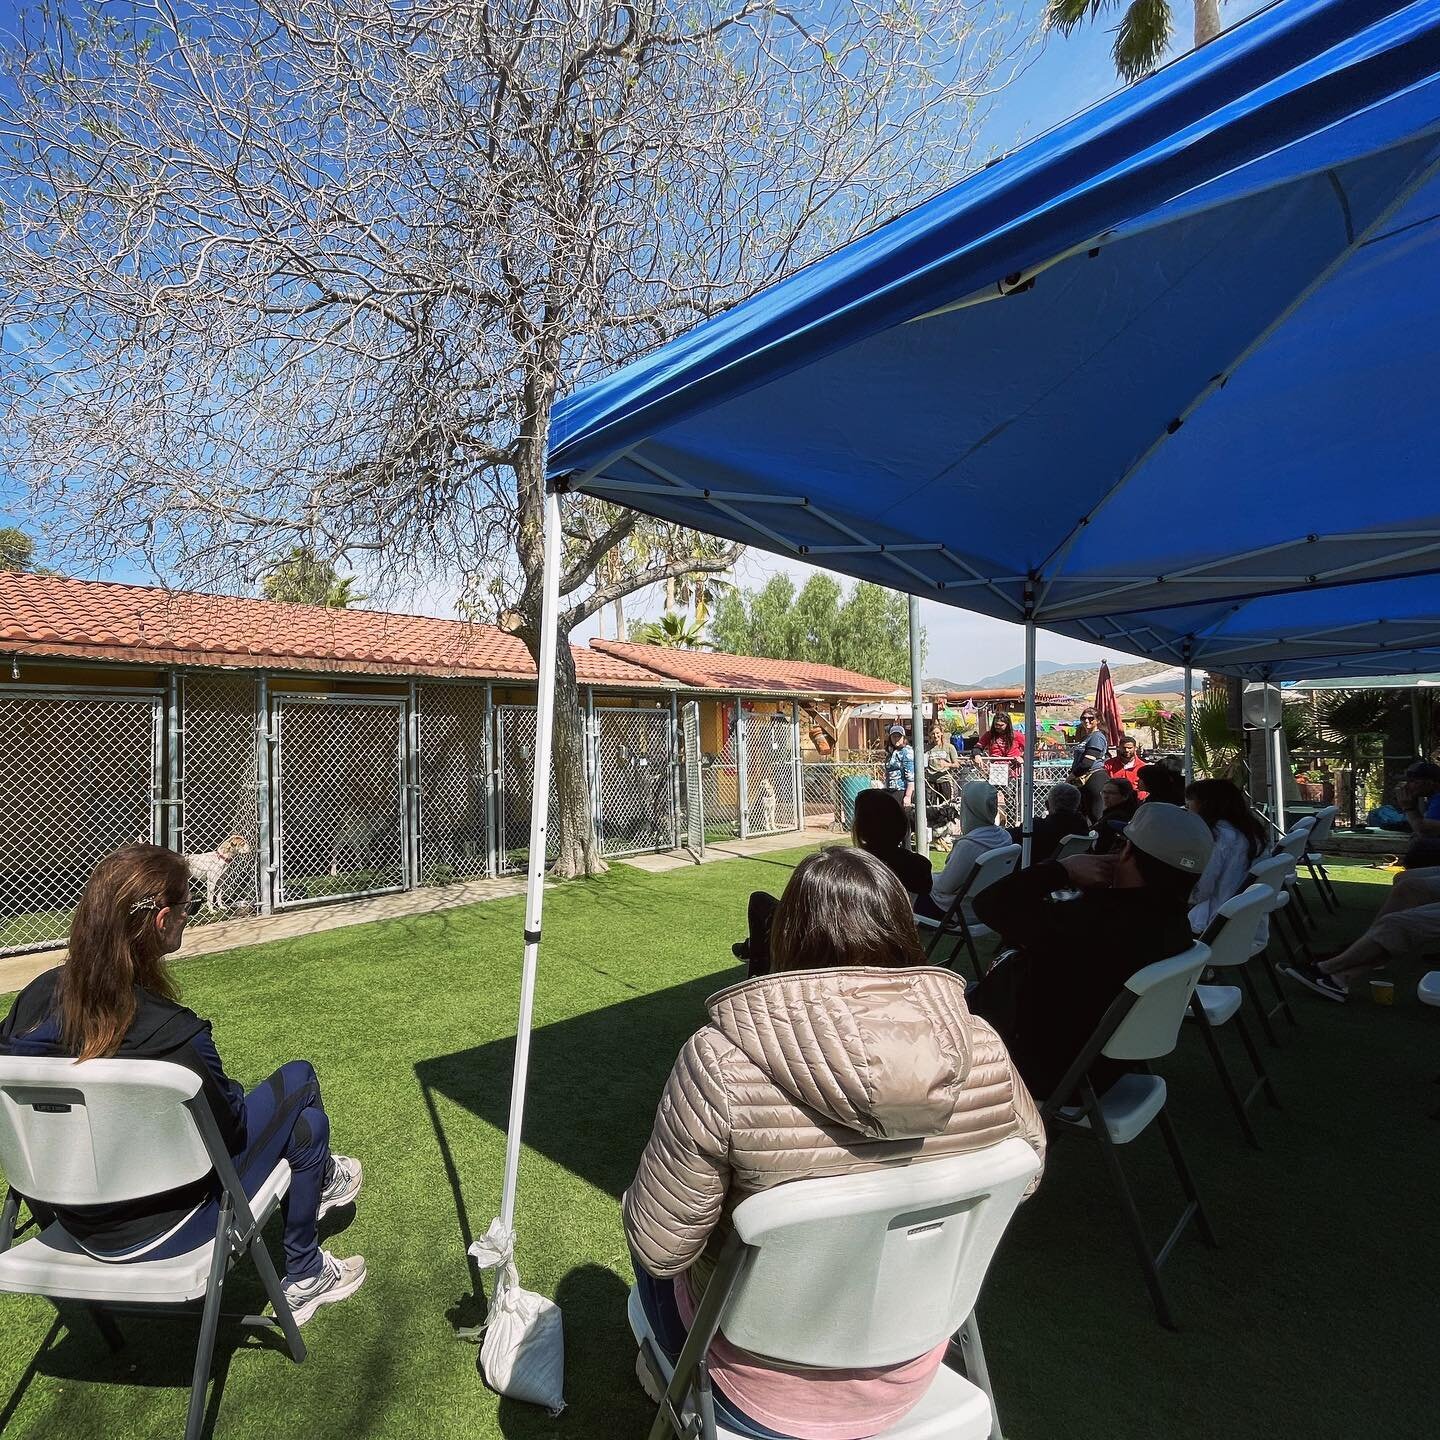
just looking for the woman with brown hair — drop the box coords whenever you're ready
[0,844,364,1325]
[626,846,1044,1440]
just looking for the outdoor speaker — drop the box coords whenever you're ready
[1241,683,1284,728]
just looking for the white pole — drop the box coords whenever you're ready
[1021,620,1036,865]
[499,488,563,1234]
[909,593,928,854]
[1271,690,1287,835]
[1183,664,1195,787]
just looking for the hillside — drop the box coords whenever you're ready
[929,658,1171,696]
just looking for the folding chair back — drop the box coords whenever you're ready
[1272,825,1313,869]
[1102,943,1211,1062]
[1203,886,1273,970]
[967,843,1021,903]
[1306,806,1338,851]
[721,1137,1040,1369]
[1052,832,1095,863]
[1248,854,1294,909]
[0,1057,211,1207]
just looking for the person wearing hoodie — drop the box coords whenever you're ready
[917,780,1011,921]
[624,846,1045,1440]
[0,843,365,1326]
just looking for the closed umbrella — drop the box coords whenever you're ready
[1094,660,1123,755]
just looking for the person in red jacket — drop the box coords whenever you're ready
[1104,733,1148,799]
[974,709,1025,777]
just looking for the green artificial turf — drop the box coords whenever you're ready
[0,854,1436,1439]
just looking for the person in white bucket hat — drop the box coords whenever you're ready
[966,803,1214,1102]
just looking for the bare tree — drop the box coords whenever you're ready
[0,0,1025,876]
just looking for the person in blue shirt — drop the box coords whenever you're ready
[883,724,915,808]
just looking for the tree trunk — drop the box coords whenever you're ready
[1193,0,1222,47]
[612,595,627,641]
[549,638,606,878]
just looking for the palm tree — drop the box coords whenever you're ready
[630,610,712,650]
[261,547,367,608]
[1047,0,1223,84]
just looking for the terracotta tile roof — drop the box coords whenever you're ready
[0,573,665,687]
[589,639,903,696]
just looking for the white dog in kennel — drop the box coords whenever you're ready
[185,833,252,911]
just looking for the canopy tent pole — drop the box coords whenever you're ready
[909,594,927,854]
[1271,696,1287,836]
[498,486,563,1235]
[1183,663,1195,787]
[1021,618,1036,865]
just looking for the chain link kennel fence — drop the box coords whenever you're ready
[416,684,492,885]
[273,695,407,906]
[0,690,161,954]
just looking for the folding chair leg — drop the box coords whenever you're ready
[1155,1108,1217,1251]
[1259,946,1301,1034]
[1233,1012,1281,1112]
[249,1235,306,1363]
[1304,859,1336,914]
[951,1312,1004,1440]
[185,1227,233,1440]
[1190,997,1260,1149]
[1289,880,1316,931]
[1242,962,1282,1048]
[1088,1099,1176,1330]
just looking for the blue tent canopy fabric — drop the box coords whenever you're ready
[548,0,1440,680]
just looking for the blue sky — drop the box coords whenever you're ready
[1,0,1268,680]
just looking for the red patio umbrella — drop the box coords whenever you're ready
[1094,660,1124,755]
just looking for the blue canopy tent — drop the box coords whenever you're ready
[492,0,1440,1327]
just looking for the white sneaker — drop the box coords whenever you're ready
[282,1250,367,1326]
[317,1155,362,1220]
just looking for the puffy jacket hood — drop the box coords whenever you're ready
[706,966,975,1141]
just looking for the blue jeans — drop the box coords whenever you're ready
[99,1061,333,1282]
[632,1260,787,1439]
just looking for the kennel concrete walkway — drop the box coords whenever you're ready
[0,830,835,994]
[0,873,531,993]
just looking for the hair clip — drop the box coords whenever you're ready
[128,895,161,915]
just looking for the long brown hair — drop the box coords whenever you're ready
[57,844,188,1060]
[770,847,926,973]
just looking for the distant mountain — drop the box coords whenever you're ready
[973,659,1071,687]
[928,659,1172,696]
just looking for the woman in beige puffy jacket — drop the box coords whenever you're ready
[624,846,1045,1440]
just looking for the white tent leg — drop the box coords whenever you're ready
[499,487,563,1234]
[1271,707,1287,836]
[1021,621,1036,865]
[1183,665,1194,787]
[909,594,927,854]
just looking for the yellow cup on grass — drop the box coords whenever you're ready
[1369,978,1395,1005]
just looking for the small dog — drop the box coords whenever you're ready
[186,834,251,910]
[758,778,778,832]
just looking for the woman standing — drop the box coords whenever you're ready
[0,844,365,1325]
[974,710,1025,777]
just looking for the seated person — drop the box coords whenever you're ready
[916,780,1011,921]
[1137,762,1186,807]
[966,804,1214,1102]
[1092,777,1139,855]
[0,844,364,1325]
[735,789,935,977]
[1393,761,1440,863]
[1014,781,1089,864]
[1185,777,1267,934]
[1280,864,1440,1001]
[1104,734,1148,798]
[624,847,1045,1440]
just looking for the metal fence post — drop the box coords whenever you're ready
[484,682,498,879]
[791,701,804,832]
[736,697,749,840]
[585,687,601,838]
[256,675,274,915]
[670,691,681,847]
[406,679,421,890]
[165,670,183,851]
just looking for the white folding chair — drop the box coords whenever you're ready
[1301,805,1341,912]
[916,844,1021,976]
[1187,887,1282,1148]
[1041,942,1216,1330]
[1051,832,1096,864]
[0,1057,304,1440]
[1247,854,1305,1041]
[1271,822,1319,933]
[630,1137,1042,1440]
